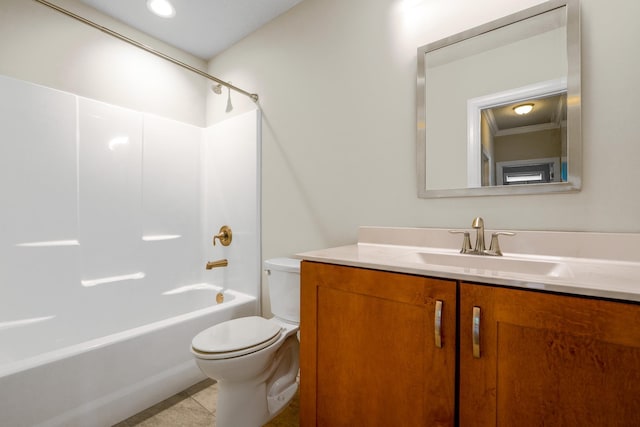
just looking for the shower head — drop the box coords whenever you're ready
[212,83,233,112]
[225,87,233,113]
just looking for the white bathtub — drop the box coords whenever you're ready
[0,287,257,427]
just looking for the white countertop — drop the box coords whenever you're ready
[298,227,640,303]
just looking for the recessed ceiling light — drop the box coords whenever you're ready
[513,104,534,115]
[146,0,176,18]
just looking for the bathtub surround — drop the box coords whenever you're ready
[0,75,261,426]
[203,112,262,299]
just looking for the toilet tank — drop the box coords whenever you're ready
[264,258,301,323]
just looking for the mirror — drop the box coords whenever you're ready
[417,0,581,198]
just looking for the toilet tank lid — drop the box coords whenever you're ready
[264,257,301,273]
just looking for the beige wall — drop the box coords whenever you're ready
[207,0,640,262]
[0,0,207,126]
[495,129,562,163]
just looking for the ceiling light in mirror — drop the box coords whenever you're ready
[146,0,176,18]
[514,104,534,115]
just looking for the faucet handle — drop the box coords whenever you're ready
[213,225,233,246]
[449,230,472,254]
[487,231,516,256]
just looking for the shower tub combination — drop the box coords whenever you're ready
[0,288,256,427]
[0,75,261,426]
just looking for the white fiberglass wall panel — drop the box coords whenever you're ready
[77,98,144,290]
[0,75,80,325]
[141,115,202,297]
[202,109,261,300]
[0,75,78,245]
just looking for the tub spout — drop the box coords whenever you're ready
[206,259,228,270]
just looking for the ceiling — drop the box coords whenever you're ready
[488,93,566,134]
[79,0,304,60]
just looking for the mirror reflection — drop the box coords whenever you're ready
[417,0,581,198]
[477,90,567,187]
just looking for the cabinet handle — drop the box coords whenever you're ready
[434,300,443,348]
[472,306,481,358]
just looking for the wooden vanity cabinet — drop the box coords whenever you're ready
[301,262,640,427]
[459,282,640,427]
[300,261,457,427]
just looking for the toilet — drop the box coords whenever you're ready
[191,258,301,427]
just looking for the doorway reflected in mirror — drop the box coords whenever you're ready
[479,92,567,187]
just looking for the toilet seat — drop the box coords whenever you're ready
[192,316,283,360]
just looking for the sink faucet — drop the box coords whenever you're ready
[451,217,515,256]
[471,217,485,254]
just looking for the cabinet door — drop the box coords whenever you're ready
[300,262,456,427]
[459,282,640,427]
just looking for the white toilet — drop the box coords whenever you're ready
[191,258,301,427]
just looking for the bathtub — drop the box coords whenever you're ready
[0,287,257,427]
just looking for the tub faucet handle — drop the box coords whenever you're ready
[213,225,232,246]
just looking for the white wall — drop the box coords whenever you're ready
[0,0,207,126]
[207,0,640,262]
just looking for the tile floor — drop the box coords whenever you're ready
[114,379,299,427]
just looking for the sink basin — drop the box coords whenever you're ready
[399,251,572,278]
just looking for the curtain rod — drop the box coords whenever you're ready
[33,0,259,102]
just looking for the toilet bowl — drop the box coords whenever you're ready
[191,258,301,427]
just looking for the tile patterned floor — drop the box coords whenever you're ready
[113,379,299,427]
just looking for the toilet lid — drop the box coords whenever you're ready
[192,316,282,359]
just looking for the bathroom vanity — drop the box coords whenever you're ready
[298,227,640,426]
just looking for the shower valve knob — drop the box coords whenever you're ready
[213,225,232,246]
